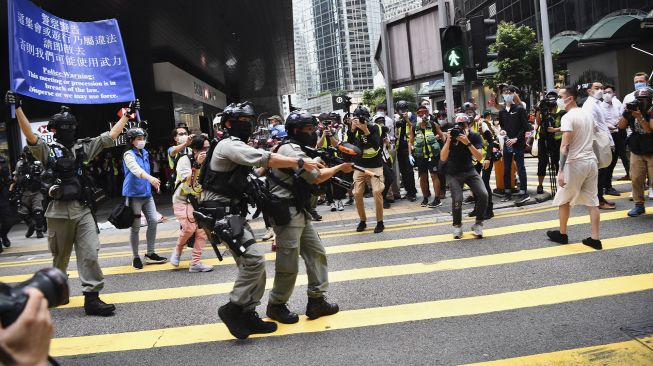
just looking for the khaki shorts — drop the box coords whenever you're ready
[552,159,599,207]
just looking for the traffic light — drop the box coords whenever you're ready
[470,15,497,71]
[440,26,464,73]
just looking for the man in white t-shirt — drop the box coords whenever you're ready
[547,86,602,250]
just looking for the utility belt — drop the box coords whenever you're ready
[191,199,255,260]
[47,177,82,201]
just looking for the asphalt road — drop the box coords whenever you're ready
[1,158,651,365]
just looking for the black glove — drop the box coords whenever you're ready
[5,91,21,107]
[126,99,141,114]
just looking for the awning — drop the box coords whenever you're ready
[550,31,582,54]
[579,10,646,46]
[477,61,498,78]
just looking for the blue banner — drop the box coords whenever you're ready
[7,0,135,104]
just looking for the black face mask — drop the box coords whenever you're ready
[294,131,318,147]
[228,123,253,141]
[54,128,76,148]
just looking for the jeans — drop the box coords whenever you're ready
[447,170,488,227]
[503,146,527,193]
[129,196,158,257]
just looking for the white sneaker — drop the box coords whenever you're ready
[649,188,653,200]
[471,223,483,238]
[170,250,181,267]
[330,202,337,212]
[337,200,344,211]
[262,227,274,241]
[453,226,463,239]
[189,262,214,273]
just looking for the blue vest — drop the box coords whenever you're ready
[122,148,151,197]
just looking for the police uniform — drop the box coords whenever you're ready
[267,142,327,305]
[14,158,46,236]
[29,133,115,293]
[202,136,270,312]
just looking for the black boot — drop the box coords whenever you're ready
[34,211,45,239]
[36,230,44,239]
[83,292,116,316]
[267,303,299,324]
[306,296,339,320]
[1,236,10,248]
[483,202,494,220]
[242,311,277,335]
[218,302,250,339]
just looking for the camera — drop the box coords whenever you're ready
[0,268,69,327]
[450,127,463,140]
[625,100,639,111]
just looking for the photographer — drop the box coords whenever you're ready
[535,91,563,194]
[0,288,52,366]
[410,105,444,208]
[394,100,417,202]
[440,114,488,239]
[5,91,129,317]
[619,87,653,217]
[348,106,386,233]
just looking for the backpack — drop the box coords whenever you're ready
[165,150,187,192]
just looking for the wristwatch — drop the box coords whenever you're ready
[466,142,472,147]
[297,158,305,169]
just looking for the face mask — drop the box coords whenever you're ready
[503,95,514,104]
[438,118,446,124]
[135,140,146,150]
[635,82,647,90]
[592,90,603,100]
[603,93,613,103]
[54,129,76,148]
[177,134,188,145]
[228,122,253,141]
[294,131,318,147]
[557,97,567,110]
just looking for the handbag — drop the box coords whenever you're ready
[108,197,135,229]
[593,126,612,169]
[531,137,539,157]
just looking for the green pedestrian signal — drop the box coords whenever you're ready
[440,26,464,73]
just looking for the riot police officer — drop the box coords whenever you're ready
[5,91,134,316]
[198,101,319,339]
[13,147,46,239]
[265,110,352,324]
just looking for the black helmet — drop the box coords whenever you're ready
[285,110,317,135]
[328,112,341,123]
[353,105,370,120]
[48,106,77,130]
[220,101,256,127]
[376,103,387,111]
[125,128,146,144]
[395,100,409,111]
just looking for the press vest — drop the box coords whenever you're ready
[356,124,383,159]
[413,123,440,159]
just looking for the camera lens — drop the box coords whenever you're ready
[49,185,63,199]
[16,268,70,308]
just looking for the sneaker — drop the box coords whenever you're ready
[383,199,391,209]
[515,194,530,204]
[536,185,544,194]
[420,198,429,207]
[266,303,299,324]
[261,227,275,241]
[604,187,620,196]
[501,194,512,202]
[471,223,483,238]
[1,236,10,248]
[330,202,337,212]
[617,175,630,181]
[406,195,417,202]
[144,252,168,264]
[132,257,143,269]
[189,262,214,273]
[582,237,602,250]
[628,205,646,217]
[453,226,463,239]
[546,230,568,244]
[463,195,476,204]
[374,221,385,234]
[428,198,442,208]
[309,210,322,221]
[337,200,344,211]
[356,221,367,232]
[170,250,181,267]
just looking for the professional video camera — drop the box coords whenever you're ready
[537,94,558,111]
[0,267,69,327]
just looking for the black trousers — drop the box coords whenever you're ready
[397,148,417,196]
[612,131,630,176]
[598,149,618,200]
[537,138,560,178]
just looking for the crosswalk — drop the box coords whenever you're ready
[1,158,651,365]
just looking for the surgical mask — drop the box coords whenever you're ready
[603,93,613,103]
[556,97,567,110]
[177,134,188,145]
[438,118,446,124]
[135,140,146,150]
[294,131,318,147]
[592,90,603,100]
[503,95,514,104]
[635,82,648,90]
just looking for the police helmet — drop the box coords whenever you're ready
[48,106,77,130]
[285,110,317,135]
[220,101,256,127]
[462,102,475,111]
[125,128,146,144]
[395,100,409,111]
[353,105,370,120]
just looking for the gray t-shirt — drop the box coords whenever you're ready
[560,108,596,162]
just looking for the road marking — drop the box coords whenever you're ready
[56,232,653,309]
[0,209,636,283]
[463,336,653,365]
[50,273,653,356]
